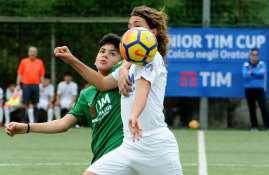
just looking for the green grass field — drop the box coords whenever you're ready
[0,128,269,175]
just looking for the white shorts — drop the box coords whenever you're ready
[88,128,183,175]
[60,99,71,109]
[4,107,18,113]
[37,100,49,110]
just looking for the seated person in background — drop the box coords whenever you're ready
[37,75,54,122]
[0,86,3,126]
[4,84,23,126]
[54,72,78,118]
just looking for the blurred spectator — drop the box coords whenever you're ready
[37,75,54,122]
[4,84,23,126]
[17,46,45,123]
[164,98,184,128]
[0,86,3,126]
[242,48,269,130]
[54,72,78,118]
[164,97,199,128]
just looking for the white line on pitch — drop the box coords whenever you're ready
[0,162,89,167]
[208,163,269,168]
[198,130,208,175]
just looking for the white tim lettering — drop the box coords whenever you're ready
[217,72,232,87]
[200,72,210,87]
[220,35,233,48]
[205,34,215,48]
[210,72,216,87]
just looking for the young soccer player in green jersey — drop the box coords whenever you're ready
[53,6,183,175]
[5,33,123,164]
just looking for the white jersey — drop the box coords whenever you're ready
[57,81,78,108]
[6,88,14,100]
[5,88,22,108]
[37,84,54,109]
[112,52,167,137]
[39,84,54,102]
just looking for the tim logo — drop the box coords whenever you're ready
[179,71,198,87]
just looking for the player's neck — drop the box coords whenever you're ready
[98,70,109,76]
[29,57,36,61]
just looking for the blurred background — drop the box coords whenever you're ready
[1,1,269,175]
[1,0,269,129]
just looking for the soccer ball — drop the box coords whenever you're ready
[120,27,158,66]
[188,120,199,129]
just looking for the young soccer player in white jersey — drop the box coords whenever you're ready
[54,5,183,175]
[37,75,54,122]
[54,72,78,118]
[4,84,22,126]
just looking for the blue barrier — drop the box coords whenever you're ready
[166,28,269,97]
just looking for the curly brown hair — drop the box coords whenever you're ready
[131,6,169,57]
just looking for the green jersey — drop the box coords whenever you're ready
[68,85,123,163]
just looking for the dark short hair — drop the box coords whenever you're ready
[64,71,72,77]
[44,74,51,79]
[251,48,259,52]
[99,33,121,51]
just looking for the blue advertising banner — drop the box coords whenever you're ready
[166,28,269,97]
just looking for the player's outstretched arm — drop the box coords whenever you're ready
[118,60,132,96]
[5,115,77,137]
[54,46,117,91]
[129,78,150,141]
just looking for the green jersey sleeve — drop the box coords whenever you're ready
[68,86,98,127]
[110,61,122,73]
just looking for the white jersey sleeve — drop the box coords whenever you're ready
[49,85,55,98]
[111,67,120,81]
[72,83,78,96]
[136,63,157,84]
[57,82,63,95]
[5,89,12,100]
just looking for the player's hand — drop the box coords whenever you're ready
[5,122,28,137]
[54,46,76,64]
[118,63,132,96]
[128,116,142,142]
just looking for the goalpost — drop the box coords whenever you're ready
[0,16,128,87]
